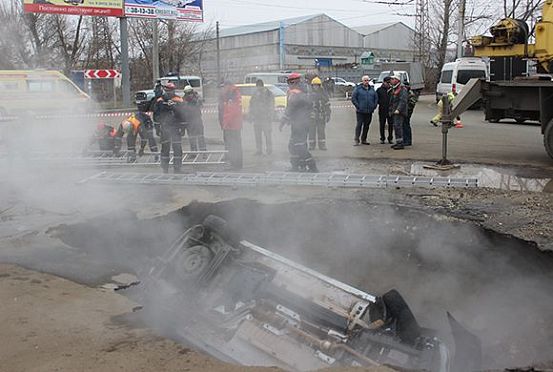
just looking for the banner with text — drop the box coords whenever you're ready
[23,0,124,17]
[124,0,203,21]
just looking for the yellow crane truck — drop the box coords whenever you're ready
[452,0,553,159]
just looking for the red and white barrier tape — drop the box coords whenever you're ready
[0,103,353,122]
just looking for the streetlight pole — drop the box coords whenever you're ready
[152,19,160,83]
[120,17,131,107]
[456,0,466,59]
[216,21,221,85]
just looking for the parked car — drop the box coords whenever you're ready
[235,83,287,121]
[244,72,290,93]
[134,75,202,109]
[330,77,356,87]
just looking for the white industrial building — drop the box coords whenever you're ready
[197,14,416,82]
[353,22,416,62]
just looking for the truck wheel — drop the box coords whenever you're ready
[544,120,553,159]
[203,215,229,237]
[175,245,213,279]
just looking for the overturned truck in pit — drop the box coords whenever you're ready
[138,216,479,371]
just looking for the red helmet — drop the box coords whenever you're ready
[287,72,302,82]
[164,82,176,90]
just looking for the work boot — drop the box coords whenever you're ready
[391,143,405,150]
[353,139,361,146]
[307,164,319,173]
[388,137,393,144]
[319,143,327,151]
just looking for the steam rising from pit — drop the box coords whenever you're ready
[46,199,553,370]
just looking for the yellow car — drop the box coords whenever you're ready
[235,84,287,121]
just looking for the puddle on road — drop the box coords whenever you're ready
[410,162,553,192]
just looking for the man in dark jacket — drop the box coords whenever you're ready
[153,82,185,173]
[376,76,393,144]
[249,79,274,155]
[351,75,378,146]
[280,72,317,172]
[182,85,207,153]
[388,75,409,150]
[403,82,418,146]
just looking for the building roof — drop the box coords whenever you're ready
[219,14,323,38]
[353,22,414,36]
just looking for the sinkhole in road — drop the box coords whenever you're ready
[56,199,553,370]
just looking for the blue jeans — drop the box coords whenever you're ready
[355,112,372,143]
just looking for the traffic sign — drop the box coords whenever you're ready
[84,69,121,79]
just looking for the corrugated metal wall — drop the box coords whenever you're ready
[285,14,363,47]
[363,23,414,52]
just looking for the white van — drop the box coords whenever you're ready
[436,58,489,102]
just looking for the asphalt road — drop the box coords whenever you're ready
[87,95,553,172]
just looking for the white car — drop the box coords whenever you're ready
[331,77,356,87]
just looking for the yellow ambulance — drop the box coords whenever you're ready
[0,70,90,116]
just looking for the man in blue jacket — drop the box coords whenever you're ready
[351,75,378,146]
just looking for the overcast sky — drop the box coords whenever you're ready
[201,0,417,30]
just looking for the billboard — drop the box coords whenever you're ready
[23,0,124,17]
[124,0,203,21]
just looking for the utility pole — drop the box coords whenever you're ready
[457,0,466,59]
[279,21,285,70]
[414,0,429,63]
[216,21,221,85]
[120,17,131,107]
[152,19,160,83]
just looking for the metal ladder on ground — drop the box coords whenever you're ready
[80,171,478,189]
[0,150,227,167]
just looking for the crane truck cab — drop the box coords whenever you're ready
[436,58,489,103]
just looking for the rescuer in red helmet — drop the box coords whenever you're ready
[83,121,117,154]
[279,72,318,172]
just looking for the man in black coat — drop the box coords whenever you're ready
[376,76,393,144]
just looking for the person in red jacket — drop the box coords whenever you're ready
[218,81,243,169]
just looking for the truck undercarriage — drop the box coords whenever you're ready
[138,215,478,371]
